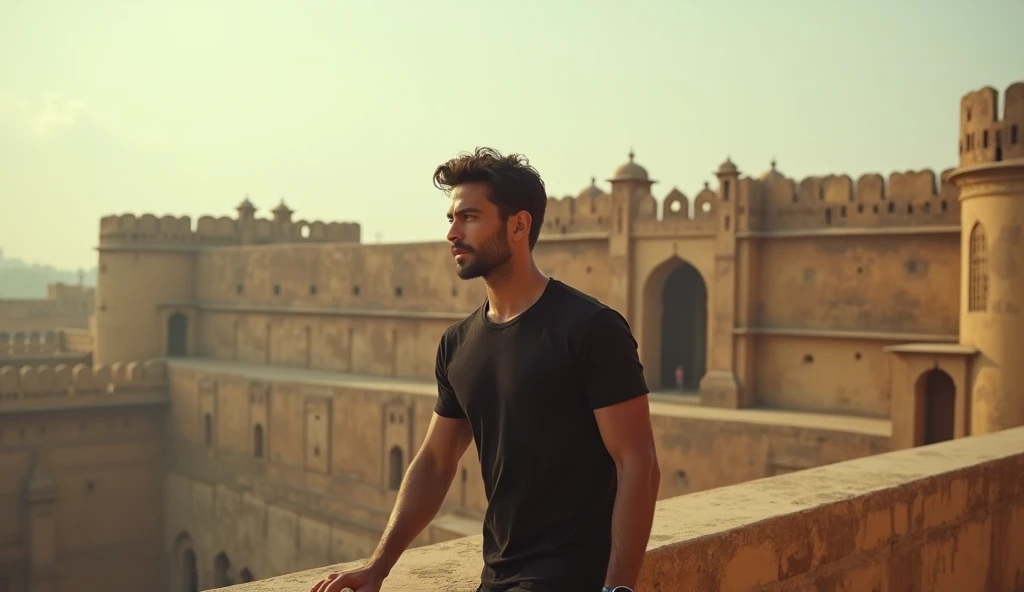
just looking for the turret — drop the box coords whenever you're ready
[946,81,1024,435]
[604,150,654,317]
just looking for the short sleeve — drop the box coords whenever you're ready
[433,334,466,419]
[579,308,650,410]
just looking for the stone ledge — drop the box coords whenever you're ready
[220,427,1024,591]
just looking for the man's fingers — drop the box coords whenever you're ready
[324,573,360,592]
[309,573,341,592]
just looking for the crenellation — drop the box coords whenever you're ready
[0,329,64,356]
[960,83,1024,166]
[539,180,614,235]
[754,167,960,231]
[662,188,689,220]
[99,205,361,248]
[631,183,721,236]
[0,358,166,401]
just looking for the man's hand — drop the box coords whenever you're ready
[308,563,385,592]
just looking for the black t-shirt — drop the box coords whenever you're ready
[434,278,649,591]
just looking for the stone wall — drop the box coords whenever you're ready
[0,399,166,592]
[216,425,1024,592]
[162,359,889,588]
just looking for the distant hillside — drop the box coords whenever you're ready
[0,248,96,298]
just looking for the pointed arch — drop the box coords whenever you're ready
[641,256,709,391]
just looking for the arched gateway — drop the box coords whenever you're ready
[642,257,708,392]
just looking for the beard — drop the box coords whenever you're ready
[453,225,513,280]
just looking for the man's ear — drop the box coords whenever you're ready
[510,211,532,244]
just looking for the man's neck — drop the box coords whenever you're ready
[483,256,549,324]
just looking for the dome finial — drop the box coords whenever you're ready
[628,147,635,162]
[771,157,777,170]
[590,175,596,186]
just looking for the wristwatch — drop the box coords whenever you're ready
[602,587,633,592]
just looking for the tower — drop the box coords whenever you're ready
[699,158,747,407]
[606,149,654,316]
[946,82,1024,435]
[93,214,199,364]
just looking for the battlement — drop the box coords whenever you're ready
[98,200,361,249]
[0,330,68,356]
[0,358,166,402]
[959,82,1024,167]
[542,180,613,235]
[632,182,722,236]
[747,165,960,232]
[540,178,723,237]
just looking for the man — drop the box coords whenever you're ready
[310,147,660,592]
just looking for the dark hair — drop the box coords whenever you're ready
[433,147,547,248]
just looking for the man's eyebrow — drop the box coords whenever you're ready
[449,206,482,218]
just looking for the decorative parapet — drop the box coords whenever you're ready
[0,330,65,356]
[959,82,1024,167]
[98,200,361,249]
[632,182,721,236]
[744,166,960,232]
[0,329,93,357]
[0,358,166,402]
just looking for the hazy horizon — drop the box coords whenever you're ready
[2,0,1022,270]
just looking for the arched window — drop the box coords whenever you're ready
[204,413,213,447]
[253,424,264,458]
[969,223,988,312]
[388,446,404,491]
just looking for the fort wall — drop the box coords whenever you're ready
[162,359,889,588]
[0,328,93,357]
[98,212,361,249]
[749,168,961,232]
[959,83,1024,166]
[0,358,166,401]
[222,426,1024,592]
[0,366,166,592]
[0,283,93,333]
[755,233,960,335]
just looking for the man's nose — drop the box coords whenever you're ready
[446,222,462,244]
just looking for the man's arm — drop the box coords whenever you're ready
[594,394,661,590]
[366,412,474,577]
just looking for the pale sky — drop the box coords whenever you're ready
[1,0,1021,270]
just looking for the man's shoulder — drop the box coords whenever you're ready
[439,300,486,347]
[547,279,619,327]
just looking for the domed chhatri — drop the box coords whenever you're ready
[610,149,651,182]
[759,158,785,181]
[717,157,738,175]
[576,176,607,200]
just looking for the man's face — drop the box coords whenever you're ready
[446,182,513,280]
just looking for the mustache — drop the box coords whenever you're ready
[451,242,474,252]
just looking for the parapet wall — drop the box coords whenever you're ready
[0,358,166,400]
[542,189,612,235]
[542,182,723,237]
[1,329,67,355]
[220,426,1024,591]
[541,166,962,237]
[747,168,961,232]
[0,329,93,356]
[99,212,361,249]
[960,82,1024,167]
